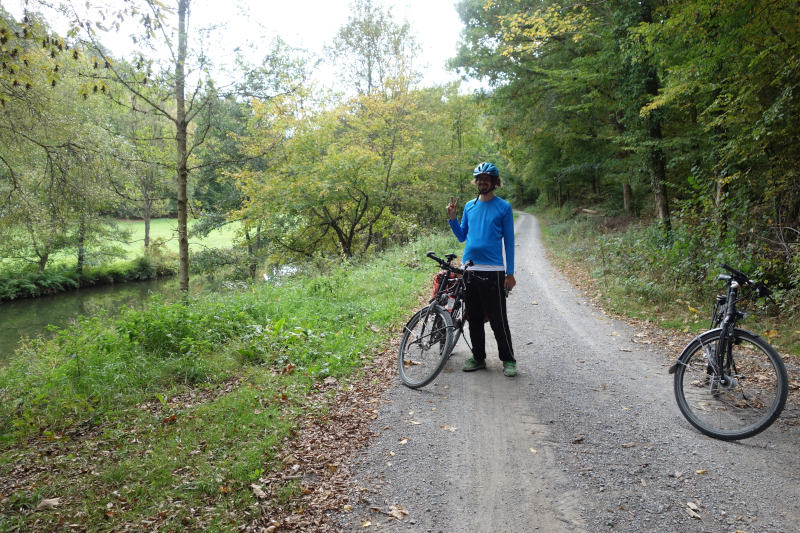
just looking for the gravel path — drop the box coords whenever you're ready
[337,211,800,532]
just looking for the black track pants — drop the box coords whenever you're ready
[465,270,515,362]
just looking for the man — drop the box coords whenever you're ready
[447,162,517,377]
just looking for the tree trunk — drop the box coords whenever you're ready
[648,119,670,231]
[143,195,152,249]
[76,218,86,273]
[38,253,49,273]
[715,178,728,238]
[175,0,190,292]
[623,182,632,216]
[244,227,257,280]
[641,2,671,233]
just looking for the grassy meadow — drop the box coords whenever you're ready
[114,219,241,259]
[0,232,457,531]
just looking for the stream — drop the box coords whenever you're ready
[0,277,211,363]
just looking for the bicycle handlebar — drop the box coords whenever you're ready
[721,263,771,298]
[426,251,473,274]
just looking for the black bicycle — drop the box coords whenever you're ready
[669,264,788,440]
[397,252,471,388]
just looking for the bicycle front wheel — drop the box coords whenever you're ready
[398,304,454,388]
[673,328,788,440]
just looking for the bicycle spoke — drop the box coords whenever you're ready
[398,305,453,388]
[675,331,787,439]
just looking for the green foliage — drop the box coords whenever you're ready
[0,255,176,301]
[0,232,454,443]
[537,207,800,353]
[455,0,799,296]
[0,231,456,527]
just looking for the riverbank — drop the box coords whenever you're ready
[0,254,177,302]
[0,232,455,531]
[0,218,239,302]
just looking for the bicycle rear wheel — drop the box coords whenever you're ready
[398,304,454,388]
[673,328,788,440]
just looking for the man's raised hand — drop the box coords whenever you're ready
[447,196,459,220]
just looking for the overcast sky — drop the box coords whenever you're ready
[6,0,472,90]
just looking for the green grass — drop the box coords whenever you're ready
[0,219,240,300]
[0,231,458,531]
[115,218,241,258]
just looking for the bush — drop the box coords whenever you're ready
[0,255,177,302]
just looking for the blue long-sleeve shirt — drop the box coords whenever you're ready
[449,196,514,275]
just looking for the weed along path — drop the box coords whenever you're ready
[336,211,800,532]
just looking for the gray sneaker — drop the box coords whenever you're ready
[462,357,487,372]
[503,361,517,377]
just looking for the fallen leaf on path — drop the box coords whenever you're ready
[695,469,707,475]
[398,439,408,445]
[388,504,409,519]
[530,448,537,454]
[572,434,584,444]
[408,420,421,425]
[36,498,61,510]
[621,442,636,448]
[687,502,699,511]
[362,519,372,527]
[619,348,632,352]
[250,483,267,499]
[440,425,457,432]
[687,509,701,520]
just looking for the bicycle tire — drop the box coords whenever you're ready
[673,328,788,440]
[398,304,454,388]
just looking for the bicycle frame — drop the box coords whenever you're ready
[426,252,471,341]
[708,277,742,387]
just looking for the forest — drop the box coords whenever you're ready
[451,0,800,312]
[1,0,798,305]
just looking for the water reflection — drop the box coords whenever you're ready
[0,276,215,363]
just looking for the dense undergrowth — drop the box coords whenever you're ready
[533,205,800,358]
[0,253,177,302]
[0,232,456,531]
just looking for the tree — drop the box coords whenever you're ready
[69,0,217,292]
[329,0,419,96]
[0,40,129,272]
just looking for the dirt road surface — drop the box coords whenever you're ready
[337,211,800,532]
